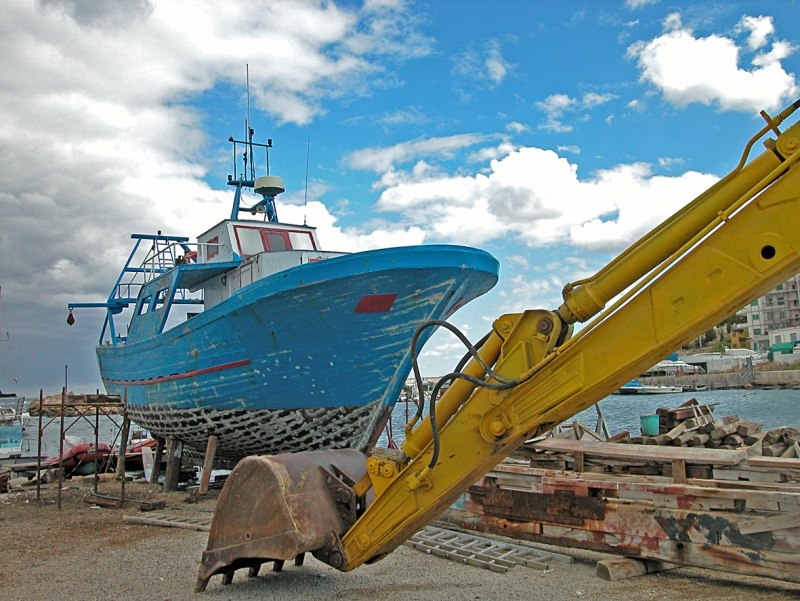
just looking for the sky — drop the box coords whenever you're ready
[0,0,799,398]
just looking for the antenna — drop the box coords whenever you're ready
[246,64,255,181]
[304,135,310,226]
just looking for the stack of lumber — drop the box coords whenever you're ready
[627,398,800,458]
[443,432,800,585]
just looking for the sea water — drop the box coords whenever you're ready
[5,388,799,455]
[378,387,800,448]
[0,402,126,459]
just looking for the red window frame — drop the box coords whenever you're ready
[233,226,317,256]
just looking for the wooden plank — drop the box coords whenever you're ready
[596,558,677,581]
[738,513,800,534]
[671,459,687,484]
[487,467,800,504]
[574,450,584,473]
[532,439,746,465]
[747,457,800,469]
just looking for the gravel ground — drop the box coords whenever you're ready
[1,480,800,601]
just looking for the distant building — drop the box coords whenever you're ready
[681,351,762,374]
[738,274,800,351]
[768,326,800,346]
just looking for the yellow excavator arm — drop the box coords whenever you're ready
[196,100,800,590]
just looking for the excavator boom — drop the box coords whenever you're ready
[197,100,800,591]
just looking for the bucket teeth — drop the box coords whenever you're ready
[196,449,369,591]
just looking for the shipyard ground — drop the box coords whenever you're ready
[1,481,798,601]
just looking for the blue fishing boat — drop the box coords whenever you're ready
[69,130,498,461]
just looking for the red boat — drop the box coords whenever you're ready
[47,441,111,474]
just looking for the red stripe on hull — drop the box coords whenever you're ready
[103,359,252,386]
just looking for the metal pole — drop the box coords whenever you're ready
[36,389,42,501]
[94,405,99,494]
[57,386,65,511]
[118,388,129,505]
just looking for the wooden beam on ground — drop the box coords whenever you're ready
[596,558,677,581]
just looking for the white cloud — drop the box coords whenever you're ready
[558,145,581,154]
[506,121,530,133]
[380,106,429,126]
[372,144,718,252]
[344,134,493,172]
[625,0,660,9]
[737,15,774,51]
[658,157,684,169]
[628,14,798,113]
[627,98,645,111]
[536,92,616,133]
[451,40,513,88]
[0,0,435,394]
[278,201,425,252]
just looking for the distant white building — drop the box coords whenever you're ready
[769,326,800,346]
[737,274,800,351]
[641,360,703,376]
[681,350,763,374]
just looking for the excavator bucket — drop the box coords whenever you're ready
[196,448,369,592]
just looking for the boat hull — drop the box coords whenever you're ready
[98,245,498,460]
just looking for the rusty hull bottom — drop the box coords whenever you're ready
[196,449,369,592]
[130,401,389,463]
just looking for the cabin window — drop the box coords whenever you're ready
[207,236,219,259]
[154,288,169,309]
[234,225,318,255]
[137,295,152,315]
[235,227,265,256]
[289,231,315,250]
[266,232,287,251]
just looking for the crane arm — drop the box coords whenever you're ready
[196,102,800,589]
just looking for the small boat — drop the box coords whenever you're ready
[69,121,499,461]
[0,405,29,428]
[640,385,683,394]
[46,438,112,475]
[617,380,644,395]
[0,425,24,464]
[0,421,43,466]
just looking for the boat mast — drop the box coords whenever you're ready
[228,65,283,222]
